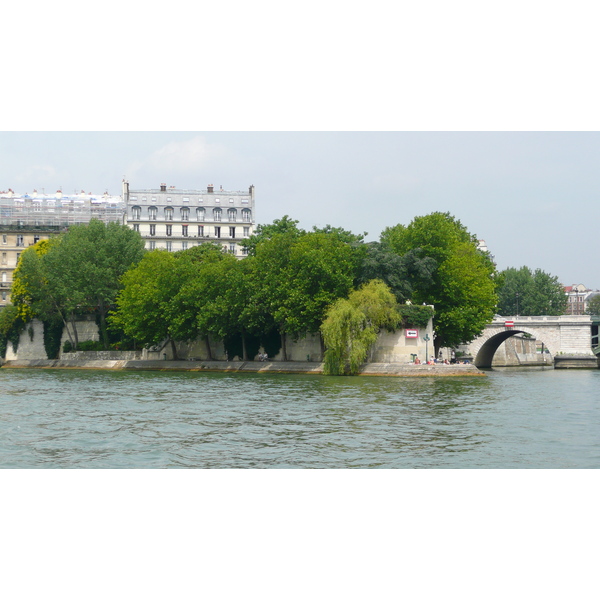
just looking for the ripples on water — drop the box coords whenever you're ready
[1,367,599,468]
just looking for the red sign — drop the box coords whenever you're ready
[405,329,419,338]
[505,321,514,328]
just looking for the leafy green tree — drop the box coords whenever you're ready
[41,220,146,348]
[252,231,358,359]
[321,280,400,375]
[240,215,305,256]
[10,237,82,348]
[496,266,567,316]
[355,243,437,302]
[169,252,257,360]
[381,212,498,352]
[586,294,600,316]
[110,251,189,358]
[0,305,24,358]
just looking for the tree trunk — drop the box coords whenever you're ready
[280,331,287,362]
[98,297,109,349]
[319,331,326,361]
[204,335,213,360]
[170,338,179,360]
[241,330,248,361]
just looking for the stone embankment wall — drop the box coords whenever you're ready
[6,317,436,365]
[491,336,551,366]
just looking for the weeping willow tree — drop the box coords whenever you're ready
[321,280,401,375]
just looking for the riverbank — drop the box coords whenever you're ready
[0,359,485,376]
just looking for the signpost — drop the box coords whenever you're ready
[423,333,430,363]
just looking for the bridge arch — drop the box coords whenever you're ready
[471,327,556,368]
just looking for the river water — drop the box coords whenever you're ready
[1,367,599,468]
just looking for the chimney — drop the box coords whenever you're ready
[160,183,167,192]
[207,184,214,193]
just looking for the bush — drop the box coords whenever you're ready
[398,304,434,329]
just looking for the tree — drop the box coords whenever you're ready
[496,266,567,316]
[110,251,189,358]
[10,237,83,348]
[586,294,600,316]
[111,243,229,359]
[321,280,400,375]
[41,220,146,348]
[240,215,305,256]
[355,242,437,303]
[251,230,358,359]
[381,212,498,352]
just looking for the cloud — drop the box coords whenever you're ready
[126,136,227,180]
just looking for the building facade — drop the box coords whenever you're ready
[564,284,600,315]
[123,182,255,255]
[0,189,125,307]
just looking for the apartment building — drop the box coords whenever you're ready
[564,284,599,315]
[123,181,255,255]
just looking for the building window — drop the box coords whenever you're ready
[215,198,220,203]
[2,234,6,244]
[229,197,234,203]
[182,225,188,237]
[243,227,250,237]
[166,197,172,203]
[165,207,173,221]
[181,208,189,221]
[228,208,237,222]
[242,246,249,255]
[16,253,21,263]
[242,209,251,222]
[133,224,140,233]
[149,206,157,220]
[1,253,6,264]
[229,227,236,238]
[149,241,156,250]
[132,206,141,220]
[213,208,222,222]
[183,197,189,203]
[229,243,236,254]
[166,225,172,236]
[166,241,172,252]
[150,224,156,236]
[196,208,205,222]
[215,226,221,238]
[198,225,204,237]
[182,241,188,250]
[16,235,24,247]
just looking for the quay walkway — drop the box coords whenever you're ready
[0,359,484,377]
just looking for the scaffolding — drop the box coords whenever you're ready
[0,192,126,228]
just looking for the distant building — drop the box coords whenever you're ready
[564,283,599,315]
[0,189,125,307]
[123,181,255,256]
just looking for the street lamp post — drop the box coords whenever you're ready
[423,333,430,364]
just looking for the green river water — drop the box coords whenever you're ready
[1,366,599,468]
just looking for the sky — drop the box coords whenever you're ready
[1,131,599,287]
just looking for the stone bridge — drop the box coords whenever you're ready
[463,315,598,368]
